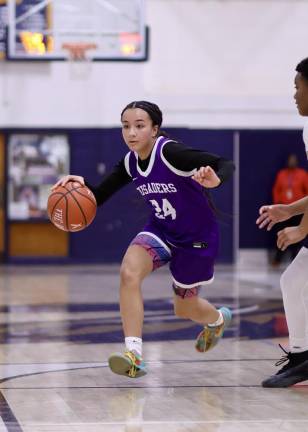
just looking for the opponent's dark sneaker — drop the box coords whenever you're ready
[262,344,308,388]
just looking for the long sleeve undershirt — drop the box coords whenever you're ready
[86,141,235,206]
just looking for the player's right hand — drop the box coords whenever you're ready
[256,204,291,231]
[51,175,85,191]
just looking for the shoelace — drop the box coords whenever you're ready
[125,351,138,378]
[275,344,291,368]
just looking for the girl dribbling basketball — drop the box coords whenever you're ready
[52,101,235,378]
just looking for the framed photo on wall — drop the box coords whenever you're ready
[7,133,69,220]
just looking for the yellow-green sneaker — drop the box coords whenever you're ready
[195,307,232,353]
[108,350,147,378]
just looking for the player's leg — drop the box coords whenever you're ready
[170,245,232,353]
[108,232,171,378]
[173,285,232,352]
[120,244,153,338]
[173,285,218,324]
[262,247,308,387]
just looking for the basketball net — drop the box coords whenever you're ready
[62,43,97,79]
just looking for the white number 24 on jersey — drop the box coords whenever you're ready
[149,198,176,220]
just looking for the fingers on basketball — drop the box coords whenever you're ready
[47,181,97,232]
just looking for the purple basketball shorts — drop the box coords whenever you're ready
[130,225,216,296]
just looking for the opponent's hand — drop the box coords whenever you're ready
[51,175,85,191]
[256,204,291,231]
[192,166,221,188]
[277,226,306,251]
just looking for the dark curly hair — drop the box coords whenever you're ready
[296,57,308,82]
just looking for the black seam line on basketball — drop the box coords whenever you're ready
[62,184,88,225]
[67,190,87,225]
[66,194,69,230]
[61,185,70,230]
[73,188,96,206]
[50,194,65,218]
[63,184,93,200]
[65,184,94,196]
[52,185,86,202]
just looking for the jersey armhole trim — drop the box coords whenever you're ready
[160,142,197,177]
[124,152,132,177]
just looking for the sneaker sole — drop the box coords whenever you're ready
[108,353,147,378]
[195,327,222,353]
[195,307,232,353]
[262,374,308,388]
[262,360,308,388]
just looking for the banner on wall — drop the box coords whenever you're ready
[7,133,69,220]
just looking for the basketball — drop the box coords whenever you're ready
[47,181,97,232]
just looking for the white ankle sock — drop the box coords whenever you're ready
[208,310,223,327]
[125,337,142,356]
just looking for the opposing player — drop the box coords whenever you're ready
[256,57,308,387]
[53,101,235,378]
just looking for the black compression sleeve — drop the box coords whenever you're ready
[162,141,235,183]
[85,158,132,206]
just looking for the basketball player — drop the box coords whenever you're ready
[256,57,308,387]
[53,101,234,378]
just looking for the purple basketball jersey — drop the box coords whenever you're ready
[124,136,219,254]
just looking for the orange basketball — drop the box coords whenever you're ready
[47,182,97,232]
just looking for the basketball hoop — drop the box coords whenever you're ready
[62,43,97,61]
[62,43,97,79]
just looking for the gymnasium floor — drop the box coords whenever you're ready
[0,263,307,432]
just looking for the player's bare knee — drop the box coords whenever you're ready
[120,263,142,287]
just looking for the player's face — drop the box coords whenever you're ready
[294,73,308,116]
[121,108,159,159]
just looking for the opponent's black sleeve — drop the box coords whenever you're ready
[163,141,235,183]
[85,159,131,206]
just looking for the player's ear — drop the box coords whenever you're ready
[152,125,159,137]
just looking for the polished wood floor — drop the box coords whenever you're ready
[0,264,306,431]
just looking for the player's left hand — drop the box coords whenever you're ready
[277,226,306,251]
[192,166,221,188]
